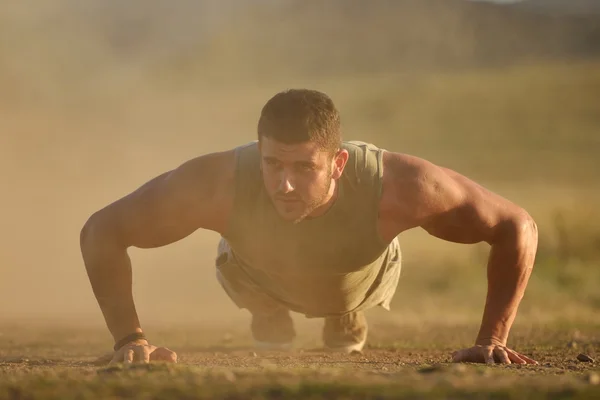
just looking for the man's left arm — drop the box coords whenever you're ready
[382,153,539,364]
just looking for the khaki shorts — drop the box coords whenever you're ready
[215,237,402,317]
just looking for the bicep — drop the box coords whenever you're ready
[419,168,521,245]
[86,150,235,249]
[383,153,521,245]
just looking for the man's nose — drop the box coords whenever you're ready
[278,171,295,193]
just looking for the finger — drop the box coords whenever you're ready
[151,347,178,363]
[451,349,468,363]
[504,348,526,364]
[506,348,538,365]
[142,347,151,363]
[124,348,134,364]
[133,346,146,364]
[154,348,177,363]
[493,347,511,364]
[520,355,539,365]
[483,346,494,364]
[518,354,538,365]
[453,347,490,364]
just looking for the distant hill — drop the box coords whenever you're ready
[512,0,600,15]
[190,0,600,77]
[1,0,599,86]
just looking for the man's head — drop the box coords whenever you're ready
[257,89,349,223]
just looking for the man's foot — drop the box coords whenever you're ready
[322,311,368,353]
[251,308,296,350]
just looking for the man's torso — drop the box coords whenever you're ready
[217,141,401,317]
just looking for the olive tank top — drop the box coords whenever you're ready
[221,140,398,317]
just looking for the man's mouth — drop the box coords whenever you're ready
[275,196,301,203]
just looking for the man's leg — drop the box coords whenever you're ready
[322,237,402,353]
[215,238,296,349]
[322,311,368,353]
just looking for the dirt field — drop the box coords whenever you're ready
[1,319,598,399]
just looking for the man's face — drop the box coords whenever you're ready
[259,137,347,223]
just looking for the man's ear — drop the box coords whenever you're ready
[332,149,349,180]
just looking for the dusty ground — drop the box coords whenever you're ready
[0,319,598,399]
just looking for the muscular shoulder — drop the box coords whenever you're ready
[160,148,238,232]
[84,148,239,249]
[379,150,529,242]
[170,149,237,197]
[379,151,465,232]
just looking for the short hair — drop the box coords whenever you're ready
[257,89,342,154]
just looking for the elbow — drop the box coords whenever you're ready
[517,211,538,244]
[80,212,101,251]
[491,211,539,271]
[495,211,539,247]
[79,214,94,249]
[512,212,539,269]
[80,210,123,259]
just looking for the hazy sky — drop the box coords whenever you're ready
[469,0,524,3]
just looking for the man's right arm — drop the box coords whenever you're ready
[79,149,236,357]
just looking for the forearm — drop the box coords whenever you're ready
[476,219,538,346]
[81,227,143,344]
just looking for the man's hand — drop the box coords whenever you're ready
[451,344,538,365]
[110,340,178,365]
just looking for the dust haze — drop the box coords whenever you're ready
[1,1,598,331]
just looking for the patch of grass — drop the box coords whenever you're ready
[1,364,599,400]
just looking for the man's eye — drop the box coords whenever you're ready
[297,164,314,172]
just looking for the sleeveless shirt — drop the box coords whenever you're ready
[220,140,399,317]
